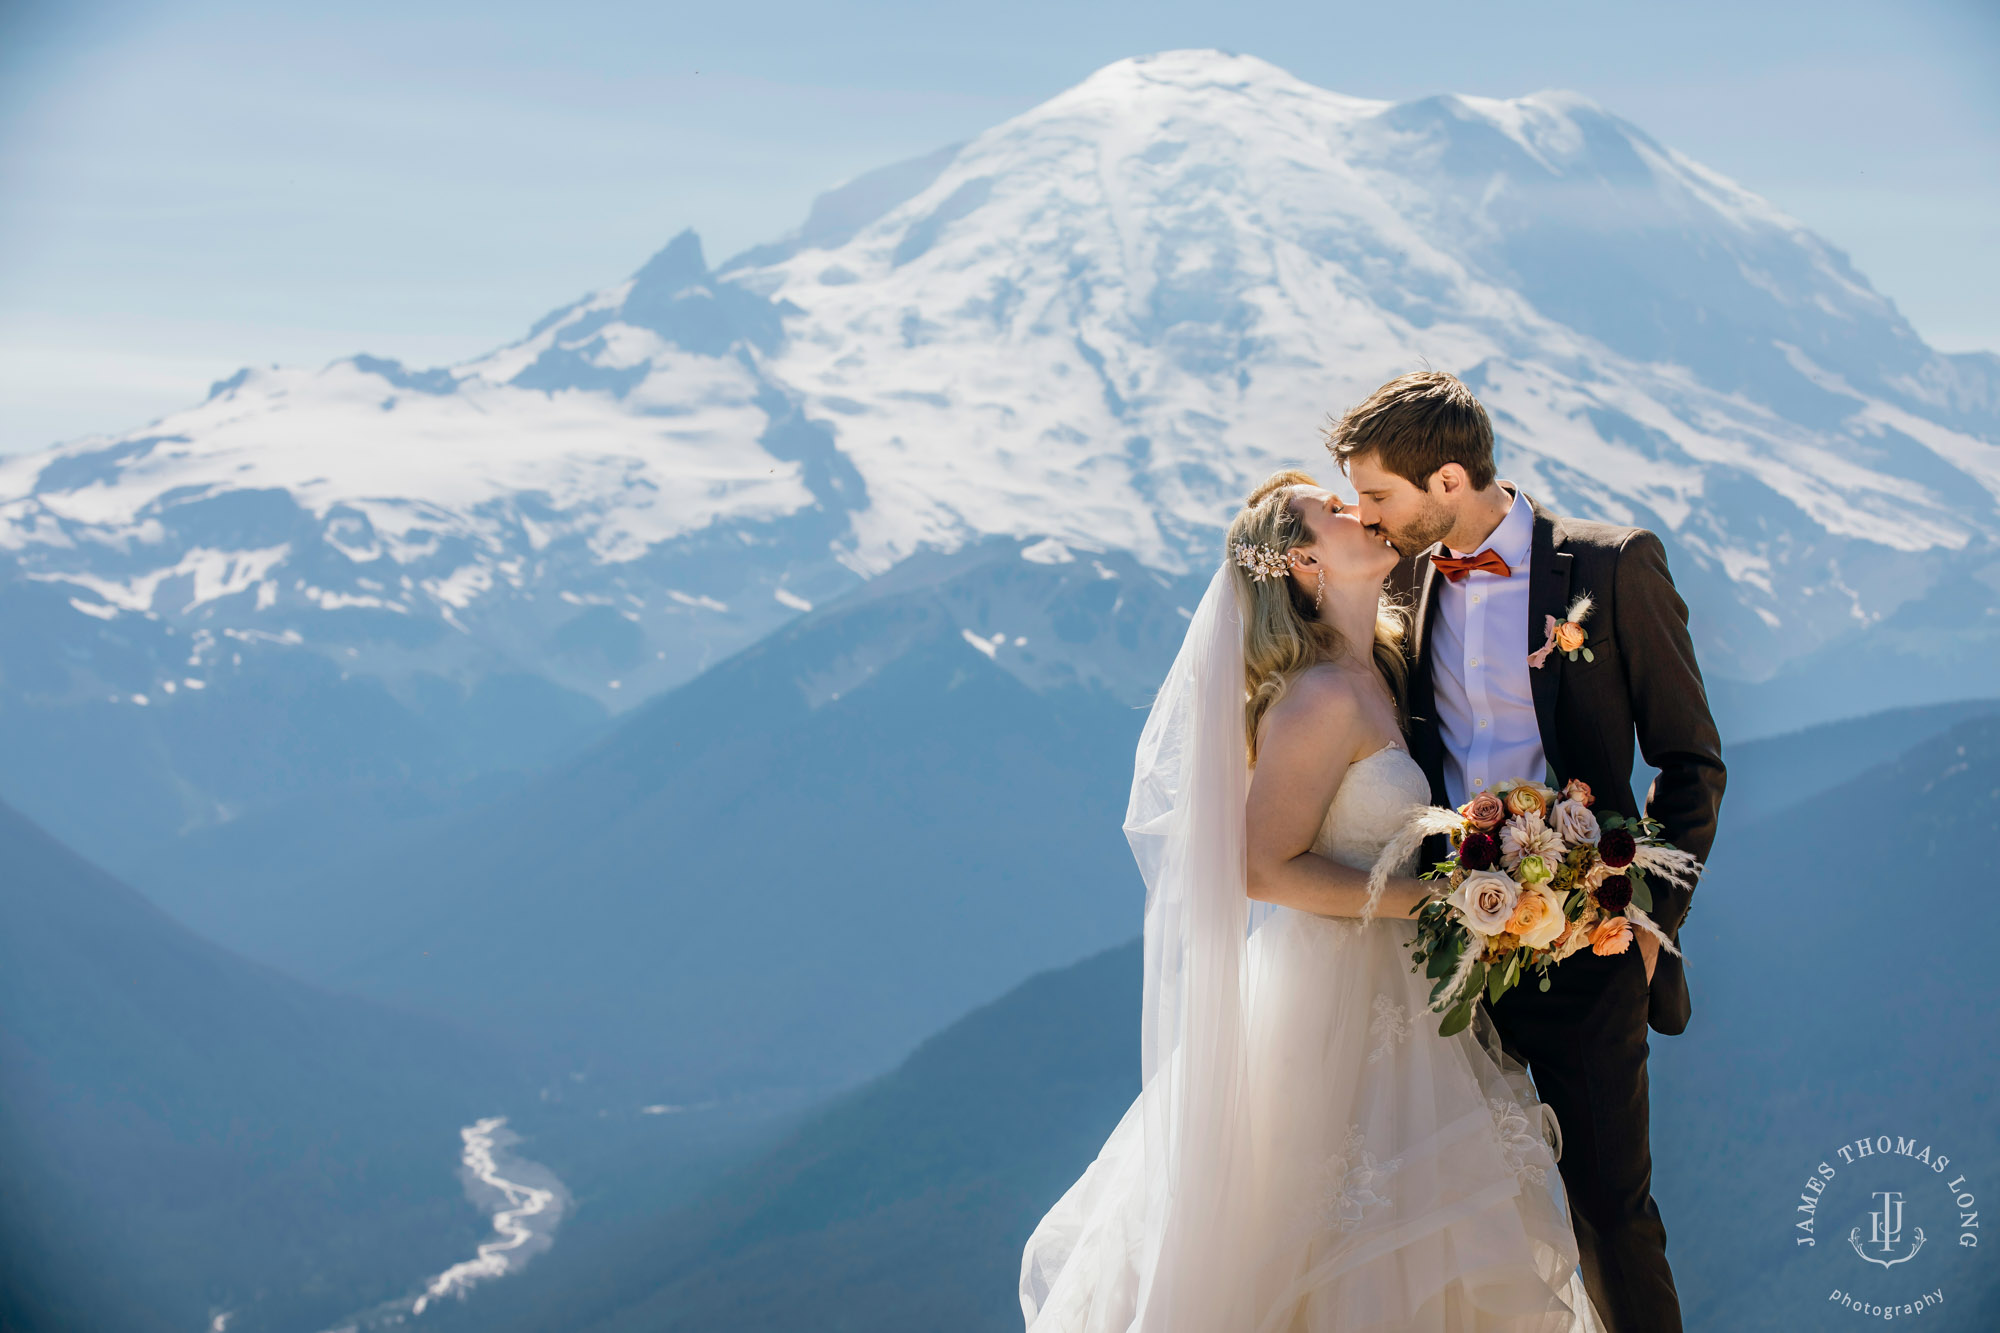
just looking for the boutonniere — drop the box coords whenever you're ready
[1528,593,1594,669]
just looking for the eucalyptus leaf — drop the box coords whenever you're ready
[1426,934,1463,981]
[1583,648,1595,662]
[1439,999,1474,1037]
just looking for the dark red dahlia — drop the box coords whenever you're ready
[1459,830,1500,872]
[1594,873,1634,913]
[1598,828,1637,869]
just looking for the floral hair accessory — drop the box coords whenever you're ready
[1233,541,1292,583]
[1529,593,1594,669]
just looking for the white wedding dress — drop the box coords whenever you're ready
[1020,567,1602,1333]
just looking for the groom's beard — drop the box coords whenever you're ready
[1375,499,1455,558]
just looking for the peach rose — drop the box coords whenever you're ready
[1461,791,1506,831]
[1589,917,1634,956]
[1563,778,1595,808]
[1503,784,1547,819]
[1555,621,1588,654]
[1504,885,1567,949]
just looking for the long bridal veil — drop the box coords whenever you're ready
[1023,564,1265,1330]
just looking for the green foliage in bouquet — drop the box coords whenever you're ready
[1398,780,1699,1037]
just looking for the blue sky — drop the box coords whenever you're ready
[2,0,1994,453]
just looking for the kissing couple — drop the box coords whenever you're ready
[1021,371,1726,1333]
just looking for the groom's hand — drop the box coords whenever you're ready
[1637,932,1659,984]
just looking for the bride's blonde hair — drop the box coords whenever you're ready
[1227,469,1409,764]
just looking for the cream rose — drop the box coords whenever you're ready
[1449,870,1520,937]
[1504,885,1567,949]
[1551,798,1601,847]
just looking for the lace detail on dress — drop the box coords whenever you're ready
[1312,1125,1405,1234]
[1313,746,1433,873]
[1489,1098,1550,1189]
[1365,994,1412,1066]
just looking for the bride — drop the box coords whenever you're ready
[1020,471,1602,1333]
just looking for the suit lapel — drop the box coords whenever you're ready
[1407,546,1449,805]
[1410,545,1443,669]
[1526,496,1572,779]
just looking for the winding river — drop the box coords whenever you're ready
[411,1116,568,1314]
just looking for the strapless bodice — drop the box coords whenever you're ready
[1312,745,1433,873]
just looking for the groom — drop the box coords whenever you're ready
[1327,371,1725,1333]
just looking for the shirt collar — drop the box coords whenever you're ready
[1445,483,1531,567]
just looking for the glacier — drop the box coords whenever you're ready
[2,50,1996,852]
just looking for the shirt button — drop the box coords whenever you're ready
[1478,718,1489,728]
[1471,594,1482,604]
[1470,657,1480,667]
[1474,778,1485,788]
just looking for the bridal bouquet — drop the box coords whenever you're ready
[1368,778,1700,1036]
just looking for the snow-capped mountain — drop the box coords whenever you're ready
[5,51,1997,775]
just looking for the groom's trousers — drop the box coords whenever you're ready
[1489,942,1680,1333]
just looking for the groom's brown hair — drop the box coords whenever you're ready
[1326,371,1496,490]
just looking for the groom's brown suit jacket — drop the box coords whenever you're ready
[1392,491,1727,1035]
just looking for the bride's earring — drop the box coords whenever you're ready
[1314,567,1326,612]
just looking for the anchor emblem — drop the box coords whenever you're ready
[1849,1191,1926,1269]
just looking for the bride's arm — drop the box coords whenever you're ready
[1245,673,1428,920]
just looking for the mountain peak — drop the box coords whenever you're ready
[1080,48,1331,93]
[1040,49,1385,126]
[2,50,1994,724]
[628,228,710,301]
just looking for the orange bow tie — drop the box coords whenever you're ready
[1431,548,1512,583]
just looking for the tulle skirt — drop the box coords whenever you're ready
[1021,909,1603,1333]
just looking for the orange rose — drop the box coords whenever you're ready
[1563,778,1595,808]
[1589,917,1633,956]
[1555,621,1588,653]
[1503,785,1546,819]
[1504,886,1566,949]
